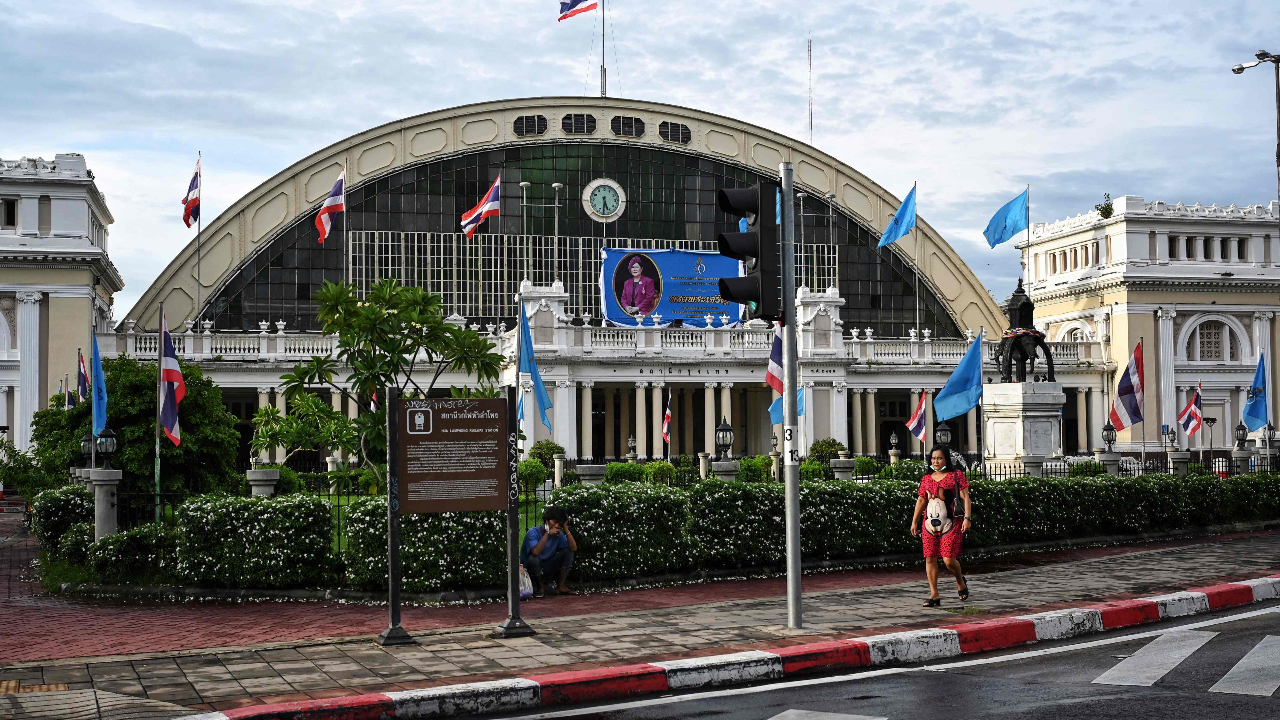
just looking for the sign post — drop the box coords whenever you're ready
[495,384,535,637]
[376,385,413,646]
[377,389,519,646]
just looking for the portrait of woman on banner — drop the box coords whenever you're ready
[614,254,661,317]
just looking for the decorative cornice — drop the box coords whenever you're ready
[1030,198,1280,242]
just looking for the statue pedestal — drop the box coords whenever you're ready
[983,383,1066,460]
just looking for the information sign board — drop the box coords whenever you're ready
[394,398,508,513]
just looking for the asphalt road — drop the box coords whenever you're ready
[503,602,1280,720]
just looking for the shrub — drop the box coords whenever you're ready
[801,479,919,558]
[736,455,774,483]
[0,441,56,503]
[89,523,178,583]
[57,522,95,565]
[854,456,883,476]
[677,454,694,468]
[174,494,334,588]
[669,463,702,488]
[549,482,693,580]
[688,480,784,567]
[1067,460,1105,478]
[30,485,92,549]
[528,440,566,469]
[604,462,646,484]
[344,497,505,592]
[518,459,549,494]
[807,438,847,465]
[644,461,676,486]
[561,469,580,486]
[878,459,929,483]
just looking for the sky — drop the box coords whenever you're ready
[2,0,1279,317]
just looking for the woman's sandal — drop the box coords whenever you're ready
[923,598,941,607]
[957,578,970,601]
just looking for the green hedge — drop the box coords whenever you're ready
[344,497,505,592]
[90,523,179,583]
[603,462,646,484]
[30,485,93,549]
[173,494,334,588]
[57,522,95,565]
[737,455,774,483]
[548,483,693,580]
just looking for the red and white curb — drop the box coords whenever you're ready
[184,574,1280,720]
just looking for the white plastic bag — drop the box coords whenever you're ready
[518,565,534,600]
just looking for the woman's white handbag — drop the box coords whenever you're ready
[518,565,534,599]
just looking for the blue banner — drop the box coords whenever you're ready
[599,249,741,328]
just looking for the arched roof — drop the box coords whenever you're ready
[125,96,1004,335]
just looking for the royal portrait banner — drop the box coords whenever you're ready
[599,248,742,328]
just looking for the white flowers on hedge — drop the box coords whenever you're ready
[174,494,333,588]
[29,485,93,549]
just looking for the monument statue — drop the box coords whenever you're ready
[994,279,1055,383]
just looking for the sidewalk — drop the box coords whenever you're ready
[2,531,1277,713]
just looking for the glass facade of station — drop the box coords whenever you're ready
[201,142,961,338]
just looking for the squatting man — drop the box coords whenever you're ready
[521,506,578,598]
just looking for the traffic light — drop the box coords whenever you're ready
[715,181,781,321]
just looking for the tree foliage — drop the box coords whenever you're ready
[250,391,358,463]
[30,356,240,495]
[278,280,505,482]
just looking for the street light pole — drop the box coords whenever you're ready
[1232,50,1280,246]
[779,162,803,630]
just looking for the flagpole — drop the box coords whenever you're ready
[343,161,349,287]
[1140,336,1147,470]
[599,0,606,97]
[154,302,164,522]
[913,181,920,339]
[196,152,202,321]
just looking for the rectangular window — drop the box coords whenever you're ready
[1148,231,1157,261]
[1205,236,1215,261]
[1239,237,1249,262]
[38,195,51,236]
[1221,237,1230,261]
[1186,236,1195,260]
[1,199,15,229]
[1168,235,1178,260]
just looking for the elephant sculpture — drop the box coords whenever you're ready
[996,328,1056,383]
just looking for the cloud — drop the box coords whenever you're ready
[1,0,1278,318]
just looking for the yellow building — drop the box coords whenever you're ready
[1022,195,1280,451]
[0,155,122,450]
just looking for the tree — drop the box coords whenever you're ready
[250,391,358,464]
[279,280,505,485]
[1095,193,1114,219]
[30,356,241,495]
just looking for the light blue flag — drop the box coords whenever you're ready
[768,387,805,425]
[984,189,1029,248]
[1243,353,1268,432]
[934,331,984,422]
[877,184,916,248]
[517,303,553,432]
[91,334,108,436]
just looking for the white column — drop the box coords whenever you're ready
[966,405,978,454]
[850,388,864,454]
[1089,385,1104,450]
[1254,311,1274,429]
[14,291,41,451]
[1157,308,1177,442]
[0,387,8,440]
[634,381,648,461]
[620,386,631,455]
[703,381,717,456]
[1177,386,1189,449]
[651,382,665,460]
[521,378,535,458]
[719,382,733,456]
[924,388,935,447]
[1224,390,1233,444]
[273,387,287,463]
[802,381,815,456]
[910,388,922,456]
[831,382,849,452]
[1075,388,1088,453]
[864,389,878,455]
[579,381,594,462]
[554,380,577,460]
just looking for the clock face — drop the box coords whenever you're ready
[590,185,620,216]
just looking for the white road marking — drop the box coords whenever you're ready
[496,606,1278,719]
[1209,634,1280,697]
[768,711,887,720]
[1091,631,1218,687]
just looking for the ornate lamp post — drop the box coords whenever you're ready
[95,428,118,472]
[715,418,735,461]
[1235,421,1249,451]
[80,431,94,470]
[1102,421,1117,454]
[935,421,953,448]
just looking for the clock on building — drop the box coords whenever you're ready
[582,178,627,223]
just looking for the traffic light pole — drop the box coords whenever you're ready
[779,162,803,629]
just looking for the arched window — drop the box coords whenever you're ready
[1189,320,1241,362]
[1065,328,1081,342]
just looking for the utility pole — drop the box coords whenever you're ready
[779,162,802,629]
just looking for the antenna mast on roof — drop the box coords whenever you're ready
[807,35,813,143]
[600,0,607,96]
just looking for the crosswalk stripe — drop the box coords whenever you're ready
[1209,635,1280,697]
[769,711,888,720]
[1092,630,1218,687]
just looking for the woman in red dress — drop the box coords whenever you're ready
[909,445,972,606]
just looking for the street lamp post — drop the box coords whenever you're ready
[1204,416,1218,472]
[714,418,734,461]
[1232,50,1280,245]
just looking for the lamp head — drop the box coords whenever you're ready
[1256,50,1273,61]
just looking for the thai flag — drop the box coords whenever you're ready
[1178,382,1203,437]
[460,175,501,239]
[558,0,597,21]
[906,393,928,443]
[77,351,90,403]
[1109,341,1145,431]
[315,168,345,244]
[662,396,672,444]
[181,158,201,228]
[159,311,186,446]
[765,323,784,394]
